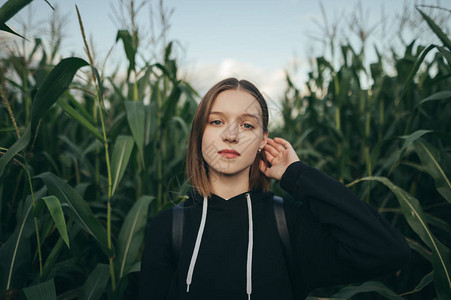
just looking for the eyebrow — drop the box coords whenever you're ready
[209,111,260,121]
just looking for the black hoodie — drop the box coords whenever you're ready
[139,161,410,300]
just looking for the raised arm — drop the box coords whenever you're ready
[281,161,410,288]
[260,137,410,290]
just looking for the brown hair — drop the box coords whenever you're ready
[186,78,270,197]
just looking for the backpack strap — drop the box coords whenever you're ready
[273,195,293,268]
[172,202,185,260]
[273,195,297,295]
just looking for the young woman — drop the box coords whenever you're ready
[139,78,410,300]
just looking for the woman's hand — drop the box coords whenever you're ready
[259,137,300,180]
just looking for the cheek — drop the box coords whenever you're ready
[201,128,214,147]
[201,129,218,159]
[241,131,263,150]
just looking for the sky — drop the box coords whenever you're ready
[3,0,450,107]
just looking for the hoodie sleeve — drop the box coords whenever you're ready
[280,161,410,290]
[139,208,175,300]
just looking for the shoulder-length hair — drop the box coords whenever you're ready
[186,77,270,197]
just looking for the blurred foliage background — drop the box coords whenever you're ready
[0,0,450,299]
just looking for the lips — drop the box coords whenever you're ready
[218,149,240,158]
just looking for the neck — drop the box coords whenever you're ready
[208,167,250,199]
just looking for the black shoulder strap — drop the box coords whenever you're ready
[273,196,293,266]
[273,195,297,293]
[172,202,184,260]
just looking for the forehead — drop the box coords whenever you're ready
[211,89,262,116]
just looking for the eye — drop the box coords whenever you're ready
[242,123,255,130]
[210,120,223,126]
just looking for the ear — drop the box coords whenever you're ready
[260,132,268,150]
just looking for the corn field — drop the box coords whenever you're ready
[0,1,450,299]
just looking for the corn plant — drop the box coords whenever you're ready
[277,7,451,300]
[1,0,196,299]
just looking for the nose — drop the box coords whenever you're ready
[222,122,239,143]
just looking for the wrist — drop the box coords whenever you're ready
[280,161,309,193]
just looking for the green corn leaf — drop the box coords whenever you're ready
[387,130,432,174]
[406,237,432,262]
[162,86,182,124]
[0,125,31,177]
[23,279,56,300]
[137,64,153,100]
[437,46,451,66]
[41,217,77,280]
[36,172,113,257]
[82,140,103,163]
[349,176,451,299]
[400,44,436,100]
[67,92,95,123]
[0,23,25,38]
[423,213,451,234]
[124,101,145,164]
[32,196,45,217]
[30,57,89,132]
[400,130,432,151]
[41,237,64,281]
[57,98,103,142]
[0,197,34,291]
[414,271,434,292]
[125,261,141,275]
[116,30,136,75]
[333,281,403,300]
[0,54,78,173]
[416,91,451,107]
[417,8,451,51]
[117,195,153,278]
[78,264,110,300]
[164,41,173,62]
[181,81,200,99]
[171,116,189,137]
[0,0,33,24]
[111,135,135,196]
[28,38,42,60]
[41,196,70,248]
[401,271,433,297]
[369,136,397,175]
[90,64,106,110]
[153,63,176,81]
[145,101,158,145]
[413,140,451,204]
[38,214,56,251]
[317,56,335,71]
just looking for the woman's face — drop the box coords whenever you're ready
[201,89,268,178]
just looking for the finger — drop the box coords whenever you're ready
[268,138,286,152]
[259,160,267,174]
[264,149,276,165]
[273,137,292,150]
[264,143,279,157]
[259,160,272,177]
[273,137,289,148]
[267,138,282,149]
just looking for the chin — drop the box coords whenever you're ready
[210,165,251,177]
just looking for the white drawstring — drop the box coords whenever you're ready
[186,196,208,292]
[246,193,253,300]
[185,193,253,299]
